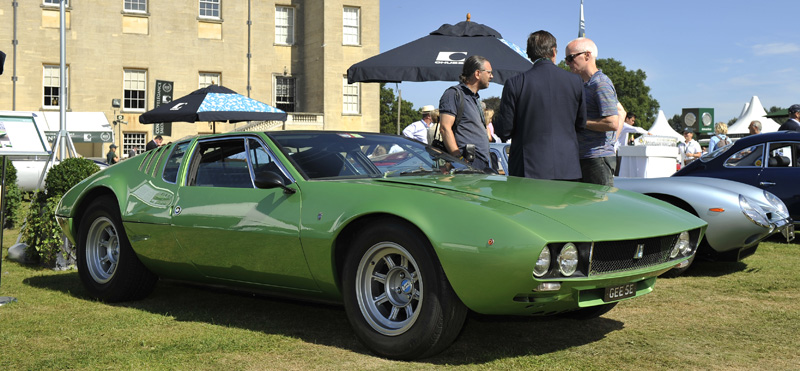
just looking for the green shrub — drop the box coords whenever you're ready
[44,157,100,197]
[22,157,100,267]
[2,159,22,229]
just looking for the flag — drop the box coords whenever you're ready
[578,0,586,37]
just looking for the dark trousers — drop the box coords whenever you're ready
[580,156,616,187]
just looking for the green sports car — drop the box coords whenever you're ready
[55,131,706,360]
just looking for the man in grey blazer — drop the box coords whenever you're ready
[494,30,586,180]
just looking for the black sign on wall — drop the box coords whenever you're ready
[153,80,174,136]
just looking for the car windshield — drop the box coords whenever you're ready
[267,131,481,179]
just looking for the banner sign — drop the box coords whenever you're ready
[45,130,113,143]
[153,80,174,136]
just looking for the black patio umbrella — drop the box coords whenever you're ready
[347,20,531,85]
[139,85,287,124]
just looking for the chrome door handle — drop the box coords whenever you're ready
[760,182,776,186]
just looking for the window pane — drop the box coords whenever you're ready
[43,65,67,108]
[275,76,296,112]
[343,7,360,45]
[342,77,359,114]
[123,70,147,111]
[163,141,190,183]
[124,0,146,12]
[123,132,147,158]
[192,139,254,188]
[199,72,220,88]
[199,0,220,18]
[275,6,294,45]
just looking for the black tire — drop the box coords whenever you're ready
[560,302,618,320]
[660,254,696,278]
[77,195,158,302]
[342,221,467,360]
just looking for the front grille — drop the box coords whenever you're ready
[588,234,679,276]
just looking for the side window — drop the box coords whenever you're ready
[190,139,253,188]
[163,141,190,184]
[766,142,797,168]
[248,138,291,185]
[724,144,764,168]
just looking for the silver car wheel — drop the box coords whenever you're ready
[355,242,423,336]
[85,216,120,284]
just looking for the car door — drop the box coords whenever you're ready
[757,141,800,221]
[170,136,317,291]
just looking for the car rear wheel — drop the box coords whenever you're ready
[77,196,157,302]
[342,221,467,360]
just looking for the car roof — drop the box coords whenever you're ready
[733,131,800,146]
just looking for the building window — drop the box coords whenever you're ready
[343,76,360,114]
[343,7,360,45]
[43,0,67,6]
[199,0,220,19]
[275,76,296,112]
[123,132,147,158]
[275,6,294,45]
[43,65,68,109]
[123,69,147,111]
[124,0,147,13]
[199,72,221,88]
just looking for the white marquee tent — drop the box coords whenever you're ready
[647,110,683,141]
[727,96,781,134]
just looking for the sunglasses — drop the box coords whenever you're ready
[565,51,588,63]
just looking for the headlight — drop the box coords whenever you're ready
[533,247,551,277]
[740,195,770,228]
[671,231,691,258]
[557,243,579,276]
[764,190,789,219]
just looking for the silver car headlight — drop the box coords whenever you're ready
[740,195,770,228]
[670,231,691,258]
[557,243,579,276]
[533,247,551,277]
[763,190,789,219]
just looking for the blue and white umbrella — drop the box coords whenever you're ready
[139,85,287,124]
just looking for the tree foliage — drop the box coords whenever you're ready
[380,83,420,134]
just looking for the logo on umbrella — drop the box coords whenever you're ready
[435,51,468,65]
[170,103,188,111]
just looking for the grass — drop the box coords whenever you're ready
[2,225,799,370]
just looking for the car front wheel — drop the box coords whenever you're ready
[77,196,157,302]
[342,221,467,360]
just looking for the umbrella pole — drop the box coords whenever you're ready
[396,84,401,135]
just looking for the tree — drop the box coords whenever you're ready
[559,58,660,130]
[380,83,419,134]
[667,114,683,133]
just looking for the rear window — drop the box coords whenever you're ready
[162,141,190,183]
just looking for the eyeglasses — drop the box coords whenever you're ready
[565,51,588,63]
[480,69,493,75]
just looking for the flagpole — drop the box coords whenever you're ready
[579,0,586,37]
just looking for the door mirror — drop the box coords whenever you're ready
[254,171,296,194]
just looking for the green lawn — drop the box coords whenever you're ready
[2,228,799,370]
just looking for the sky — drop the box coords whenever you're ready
[378,0,799,124]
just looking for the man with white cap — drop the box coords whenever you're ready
[402,105,435,143]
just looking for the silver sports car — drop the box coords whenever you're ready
[489,143,794,277]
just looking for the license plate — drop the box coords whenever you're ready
[604,283,637,302]
[782,223,795,242]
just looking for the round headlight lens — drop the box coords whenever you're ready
[764,190,789,219]
[557,243,579,276]
[677,231,692,256]
[533,247,551,277]
[740,195,770,228]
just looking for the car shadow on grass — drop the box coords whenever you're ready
[680,260,749,278]
[24,272,624,364]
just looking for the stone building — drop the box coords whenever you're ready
[0,0,379,158]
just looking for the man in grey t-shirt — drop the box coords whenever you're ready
[438,55,492,171]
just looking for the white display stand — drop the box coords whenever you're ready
[617,145,680,178]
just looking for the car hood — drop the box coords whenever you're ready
[376,175,705,240]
